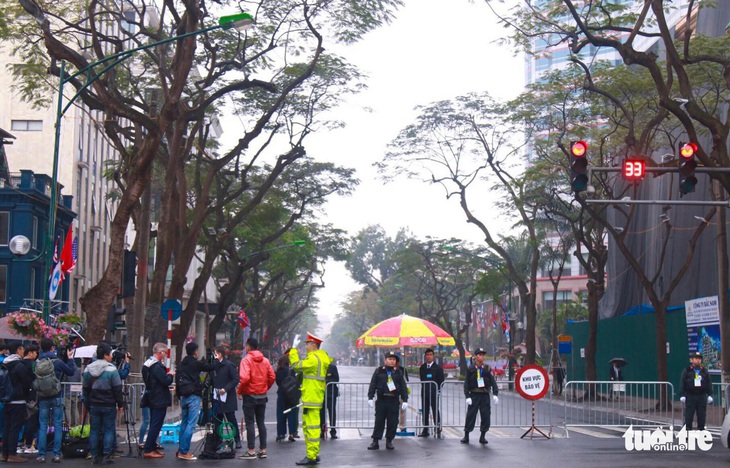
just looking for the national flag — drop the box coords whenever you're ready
[502,308,511,342]
[237,309,250,329]
[48,261,63,300]
[60,226,76,275]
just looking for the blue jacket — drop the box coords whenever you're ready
[82,359,124,408]
[38,351,76,399]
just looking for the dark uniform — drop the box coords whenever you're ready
[367,353,408,449]
[462,349,498,444]
[679,352,712,430]
[320,362,339,439]
[418,357,444,436]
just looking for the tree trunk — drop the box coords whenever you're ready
[129,186,151,367]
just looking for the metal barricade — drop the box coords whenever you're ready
[327,381,440,433]
[439,380,554,431]
[563,381,675,437]
[707,382,730,430]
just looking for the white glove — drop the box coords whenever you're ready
[401,402,408,411]
[680,397,686,403]
[708,396,713,404]
[291,334,301,349]
[368,400,374,409]
[465,398,472,406]
[492,395,499,405]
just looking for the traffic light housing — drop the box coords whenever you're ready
[570,140,589,193]
[678,142,698,195]
[106,306,127,332]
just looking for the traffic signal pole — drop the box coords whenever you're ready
[584,166,730,207]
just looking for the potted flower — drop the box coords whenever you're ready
[7,311,46,339]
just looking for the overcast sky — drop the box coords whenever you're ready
[307,0,526,335]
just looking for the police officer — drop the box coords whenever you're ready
[290,333,333,466]
[679,351,713,430]
[367,351,408,450]
[461,348,498,444]
[418,348,444,438]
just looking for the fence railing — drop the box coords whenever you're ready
[563,381,675,437]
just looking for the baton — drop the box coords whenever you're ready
[283,403,303,414]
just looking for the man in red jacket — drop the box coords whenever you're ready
[237,338,276,460]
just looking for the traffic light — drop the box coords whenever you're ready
[678,142,698,195]
[570,140,589,193]
[106,306,127,332]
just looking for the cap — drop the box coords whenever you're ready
[474,347,487,355]
[306,332,323,345]
[384,351,400,362]
[691,351,702,359]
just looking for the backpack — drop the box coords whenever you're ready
[0,364,13,403]
[176,372,197,398]
[198,431,235,459]
[34,358,61,398]
[281,369,302,408]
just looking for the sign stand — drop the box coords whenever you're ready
[515,364,551,440]
[520,401,550,440]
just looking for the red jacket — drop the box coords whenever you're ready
[237,350,275,396]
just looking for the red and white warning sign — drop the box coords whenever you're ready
[515,364,549,401]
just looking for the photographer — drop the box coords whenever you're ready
[36,338,76,463]
[141,343,174,459]
[114,350,131,381]
[176,343,220,461]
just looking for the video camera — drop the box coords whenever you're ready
[112,346,132,368]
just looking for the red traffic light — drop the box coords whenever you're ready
[622,159,645,180]
[571,140,588,157]
[680,142,697,159]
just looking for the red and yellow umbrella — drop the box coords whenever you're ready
[356,314,455,348]
[451,349,472,358]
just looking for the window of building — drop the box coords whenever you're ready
[10,120,43,131]
[0,265,6,303]
[30,268,36,300]
[0,212,8,245]
[32,216,38,248]
[543,290,572,311]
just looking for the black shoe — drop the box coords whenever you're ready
[418,431,430,437]
[479,433,488,445]
[330,433,338,440]
[295,457,318,466]
[235,441,243,450]
[385,439,394,450]
[102,455,114,465]
[367,440,379,450]
[460,434,469,444]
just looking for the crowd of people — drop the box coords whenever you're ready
[0,332,339,466]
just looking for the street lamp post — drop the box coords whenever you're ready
[42,12,254,321]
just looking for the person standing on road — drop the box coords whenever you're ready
[679,351,713,430]
[2,341,30,463]
[141,343,174,459]
[36,338,76,463]
[176,342,221,461]
[320,361,339,440]
[82,343,125,465]
[211,346,241,450]
[236,338,276,460]
[461,348,498,445]
[367,351,408,451]
[418,348,444,438]
[275,355,299,442]
[289,333,333,466]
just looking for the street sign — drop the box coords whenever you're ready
[160,299,182,321]
[557,334,572,354]
[515,364,549,401]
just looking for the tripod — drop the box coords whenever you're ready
[120,382,139,457]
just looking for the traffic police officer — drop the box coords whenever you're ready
[367,351,408,450]
[290,332,333,466]
[418,348,444,437]
[461,347,498,444]
[679,351,713,430]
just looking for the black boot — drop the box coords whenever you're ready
[479,432,488,445]
[386,439,394,450]
[460,433,469,444]
[367,439,379,450]
[418,430,430,437]
[330,429,338,440]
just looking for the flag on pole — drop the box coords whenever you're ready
[502,308,511,343]
[48,261,63,300]
[60,226,76,275]
[237,309,250,329]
